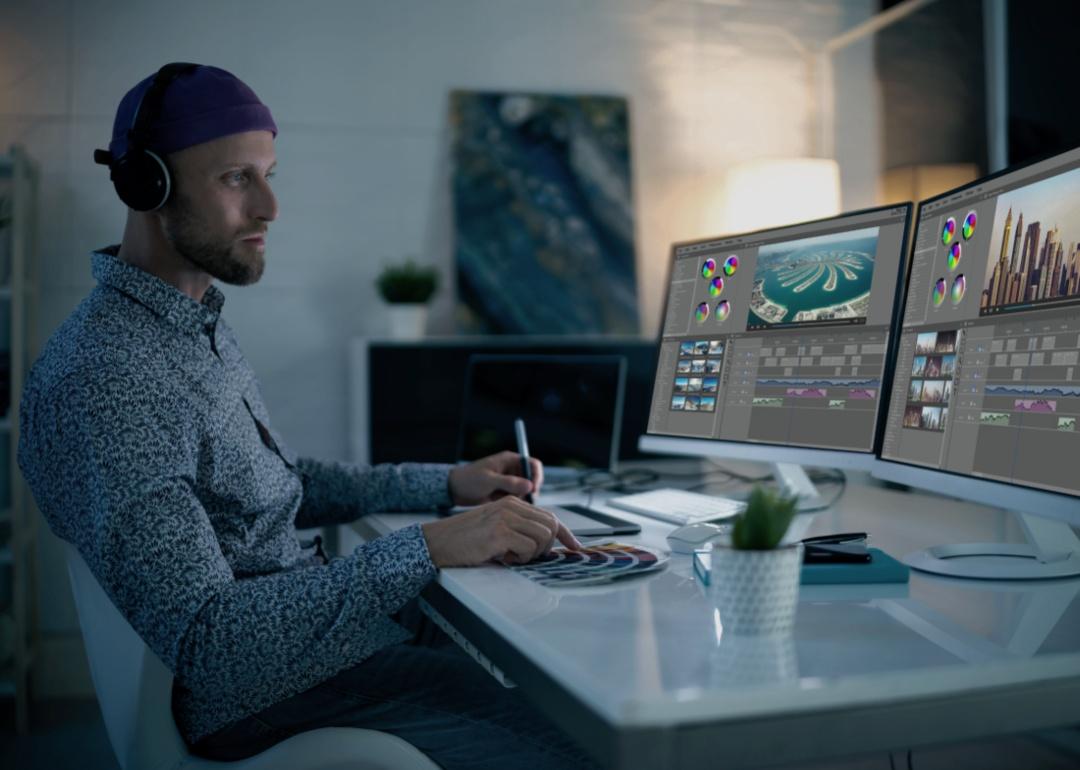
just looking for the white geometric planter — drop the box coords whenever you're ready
[708,543,803,637]
[385,303,428,340]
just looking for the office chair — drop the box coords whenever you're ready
[63,541,440,770]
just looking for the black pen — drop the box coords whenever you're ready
[513,418,534,504]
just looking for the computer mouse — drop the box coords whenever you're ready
[665,522,729,554]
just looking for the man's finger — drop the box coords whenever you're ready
[513,507,574,552]
[555,520,583,551]
[506,515,556,557]
[493,473,533,498]
[529,457,544,496]
[501,530,542,564]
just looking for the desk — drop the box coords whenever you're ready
[349,470,1080,768]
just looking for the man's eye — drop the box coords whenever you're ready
[265,171,276,182]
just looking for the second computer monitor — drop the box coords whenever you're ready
[878,145,1080,517]
[642,204,912,468]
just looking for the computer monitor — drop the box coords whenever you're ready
[639,204,914,509]
[360,337,662,466]
[875,145,1080,580]
[458,354,626,475]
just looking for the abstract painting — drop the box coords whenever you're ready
[451,91,638,334]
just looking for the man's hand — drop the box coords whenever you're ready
[448,450,544,506]
[421,496,582,568]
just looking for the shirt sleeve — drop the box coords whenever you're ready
[19,372,437,736]
[293,457,454,529]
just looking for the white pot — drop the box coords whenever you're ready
[708,543,803,637]
[385,303,428,339]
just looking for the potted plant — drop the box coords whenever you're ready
[708,486,802,637]
[375,260,439,339]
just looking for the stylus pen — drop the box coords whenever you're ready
[513,418,535,504]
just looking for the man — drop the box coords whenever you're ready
[18,63,594,769]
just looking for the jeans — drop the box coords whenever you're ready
[191,607,599,770]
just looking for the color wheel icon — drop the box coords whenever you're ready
[709,276,725,297]
[952,274,966,305]
[723,255,739,276]
[702,258,717,279]
[932,277,947,307]
[715,300,731,322]
[942,217,956,246]
[962,210,977,240]
[947,242,961,270]
[695,302,710,323]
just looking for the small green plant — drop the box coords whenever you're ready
[730,485,799,550]
[375,261,439,304]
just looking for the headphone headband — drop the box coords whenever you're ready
[127,62,198,154]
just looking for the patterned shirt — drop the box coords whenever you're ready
[18,247,452,743]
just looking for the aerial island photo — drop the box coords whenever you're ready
[748,226,879,328]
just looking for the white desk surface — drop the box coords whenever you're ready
[350,469,1080,768]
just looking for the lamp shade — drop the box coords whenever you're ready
[711,158,841,235]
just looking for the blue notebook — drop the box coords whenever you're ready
[693,547,910,586]
[801,547,910,584]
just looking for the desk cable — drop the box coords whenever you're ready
[541,464,848,509]
[888,748,914,770]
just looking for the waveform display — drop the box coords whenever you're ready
[786,387,828,398]
[980,411,1010,426]
[1014,398,1057,413]
[985,384,1080,398]
[849,388,877,400]
[757,377,881,388]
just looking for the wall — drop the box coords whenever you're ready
[1,0,876,693]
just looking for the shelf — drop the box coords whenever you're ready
[0,144,38,733]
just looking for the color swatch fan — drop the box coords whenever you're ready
[508,543,668,586]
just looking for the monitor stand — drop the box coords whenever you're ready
[771,462,828,512]
[904,513,1080,580]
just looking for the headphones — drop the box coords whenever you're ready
[94,62,198,212]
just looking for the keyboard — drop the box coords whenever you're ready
[606,488,746,526]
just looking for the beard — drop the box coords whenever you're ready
[161,194,265,286]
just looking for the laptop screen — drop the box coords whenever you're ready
[458,354,626,472]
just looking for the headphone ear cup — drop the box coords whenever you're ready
[111,149,171,212]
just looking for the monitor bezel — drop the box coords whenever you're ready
[873,144,1080,517]
[643,202,915,467]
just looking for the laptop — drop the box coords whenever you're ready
[458,354,639,536]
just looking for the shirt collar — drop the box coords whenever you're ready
[92,246,225,334]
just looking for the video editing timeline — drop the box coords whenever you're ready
[882,146,1080,497]
[647,206,909,452]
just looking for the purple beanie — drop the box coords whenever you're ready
[108,64,277,158]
